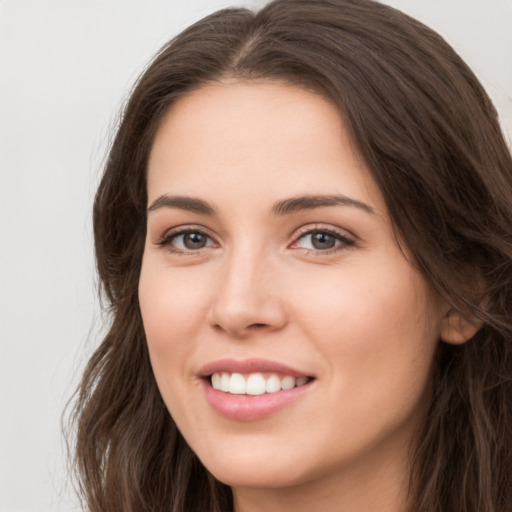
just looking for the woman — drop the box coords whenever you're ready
[71,0,512,510]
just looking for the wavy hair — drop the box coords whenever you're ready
[70,1,512,510]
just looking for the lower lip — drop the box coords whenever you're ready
[202,380,313,421]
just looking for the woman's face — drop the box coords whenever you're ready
[139,81,444,493]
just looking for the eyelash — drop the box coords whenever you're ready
[291,226,355,254]
[156,225,217,255]
[155,224,355,256]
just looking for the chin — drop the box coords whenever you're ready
[192,440,322,490]
[207,462,310,490]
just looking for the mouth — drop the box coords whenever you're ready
[209,371,313,395]
[199,359,315,420]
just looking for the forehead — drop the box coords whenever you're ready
[147,80,383,213]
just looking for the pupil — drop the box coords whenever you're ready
[312,232,335,250]
[184,232,206,249]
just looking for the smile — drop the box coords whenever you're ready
[199,359,315,420]
[210,372,311,395]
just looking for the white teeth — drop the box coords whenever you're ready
[246,373,266,395]
[210,372,310,395]
[220,372,230,392]
[229,373,246,394]
[281,376,296,390]
[211,373,221,390]
[265,374,281,393]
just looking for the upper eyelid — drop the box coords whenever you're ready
[158,223,351,236]
[158,224,216,240]
[291,223,355,240]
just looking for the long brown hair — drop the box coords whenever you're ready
[70,1,512,510]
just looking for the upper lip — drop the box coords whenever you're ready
[198,358,313,378]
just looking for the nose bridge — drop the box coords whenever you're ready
[223,242,261,295]
[209,239,286,336]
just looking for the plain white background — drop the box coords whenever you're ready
[1,1,510,510]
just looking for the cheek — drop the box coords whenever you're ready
[139,257,209,333]
[138,258,218,440]
[138,258,211,385]
[287,257,440,403]
[290,256,435,336]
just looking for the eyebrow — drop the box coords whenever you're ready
[271,194,375,216]
[147,193,375,216]
[148,195,216,215]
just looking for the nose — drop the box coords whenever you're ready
[207,249,288,338]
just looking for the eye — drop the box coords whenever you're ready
[176,231,211,250]
[292,227,355,253]
[157,228,216,253]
